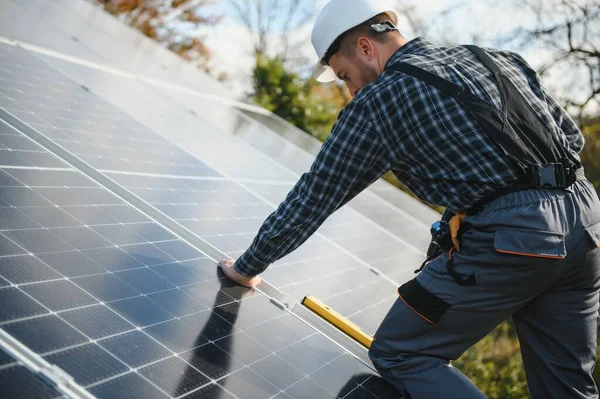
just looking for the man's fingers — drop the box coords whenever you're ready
[217,259,261,288]
[247,276,262,288]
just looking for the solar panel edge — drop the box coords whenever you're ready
[0,327,94,399]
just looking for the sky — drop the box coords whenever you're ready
[195,0,597,115]
[199,1,542,90]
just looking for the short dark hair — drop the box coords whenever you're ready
[322,13,399,65]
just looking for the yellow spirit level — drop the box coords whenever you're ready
[301,295,373,349]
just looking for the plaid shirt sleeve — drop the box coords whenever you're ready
[541,87,585,153]
[234,100,391,277]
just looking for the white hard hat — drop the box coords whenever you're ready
[311,0,399,82]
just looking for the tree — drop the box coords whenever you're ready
[227,0,317,66]
[501,0,599,123]
[454,321,530,399]
[251,55,343,141]
[94,0,221,73]
[580,117,600,193]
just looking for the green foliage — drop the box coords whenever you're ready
[581,119,600,195]
[454,321,530,398]
[251,55,340,141]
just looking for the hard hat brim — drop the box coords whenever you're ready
[313,64,338,83]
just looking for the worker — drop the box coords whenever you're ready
[218,0,600,397]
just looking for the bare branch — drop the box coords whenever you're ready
[228,0,317,61]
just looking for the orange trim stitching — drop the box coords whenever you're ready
[495,248,565,259]
[398,292,434,324]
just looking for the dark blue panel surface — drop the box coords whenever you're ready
[89,372,169,399]
[21,280,96,311]
[144,319,209,353]
[44,343,129,386]
[0,287,48,322]
[2,315,88,354]
[0,365,62,399]
[0,255,61,284]
[60,305,135,339]
[108,296,174,327]
[98,331,171,368]
[139,357,210,397]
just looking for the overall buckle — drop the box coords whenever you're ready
[533,163,566,188]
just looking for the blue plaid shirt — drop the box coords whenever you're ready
[234,37,584,277]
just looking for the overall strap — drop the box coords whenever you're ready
[464,45,581,170]
[387,63,464,98]
[463,45,502,75]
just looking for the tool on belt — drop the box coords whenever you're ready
[416,210,473,284]
[395,45,586,285]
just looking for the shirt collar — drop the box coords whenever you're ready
[384,37,432,70]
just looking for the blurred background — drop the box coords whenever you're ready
[91,1,599,397]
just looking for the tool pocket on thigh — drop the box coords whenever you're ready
[398,279,450,324]
[493,228,567,260]
[475,228,566,297]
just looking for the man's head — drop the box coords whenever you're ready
[311,0,405,96]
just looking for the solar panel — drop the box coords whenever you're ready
[0,118,392,398]
[0,1,442,397]
[0,43,411,340]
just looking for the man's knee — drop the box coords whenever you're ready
[368,337,406,372]
[369,340,416,398]
[368,338,385,370]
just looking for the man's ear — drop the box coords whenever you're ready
[357,37,374,59]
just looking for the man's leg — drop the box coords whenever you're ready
[368,251,536,399]
[368,181,600,398]
[512,245,600,398]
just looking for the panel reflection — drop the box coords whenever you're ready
[177,269,253,397]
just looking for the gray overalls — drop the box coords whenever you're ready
[368,46,600,398]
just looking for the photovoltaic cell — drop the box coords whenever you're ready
[59,305,135,340]
[139,356,210,397]
[0,365,62,399]
[0,287,48,322]
[2,314,88,354]
[89,372,169,399]
[44,343,129,386]
[0,255,61,284]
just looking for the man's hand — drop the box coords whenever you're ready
[218,259,262,288]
